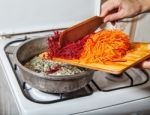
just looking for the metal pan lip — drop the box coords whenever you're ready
[14,37,94,81]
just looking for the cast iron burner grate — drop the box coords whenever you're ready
[4,37,150,104]
[92,70,149,92]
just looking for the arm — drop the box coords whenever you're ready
[101,0,150,22]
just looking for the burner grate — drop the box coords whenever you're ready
[91,70,149,92]
[22,82,93,104]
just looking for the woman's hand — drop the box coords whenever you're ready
[101,0,150,22]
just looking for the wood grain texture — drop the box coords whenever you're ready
[59,16,104,47]
[54,42,150,74]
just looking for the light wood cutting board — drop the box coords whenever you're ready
[53,42,150,74]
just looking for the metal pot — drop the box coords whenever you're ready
[14,37,94,93]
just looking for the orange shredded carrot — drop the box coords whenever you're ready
[39,52,49,59]
[79,29,130,63]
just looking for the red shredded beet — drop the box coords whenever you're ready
[48,31,89,59]
[47,65,60,74]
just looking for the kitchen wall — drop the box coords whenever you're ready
[134,13,150,42]
[0,0,100,34]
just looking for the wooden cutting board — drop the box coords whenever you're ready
[53,42,150,75]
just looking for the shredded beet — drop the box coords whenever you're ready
[48,31,89,59]
[47,65,60,74]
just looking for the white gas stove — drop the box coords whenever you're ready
[1,0,150,115]
[1,32,150,115]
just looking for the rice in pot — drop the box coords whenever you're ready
[25,56,87,76]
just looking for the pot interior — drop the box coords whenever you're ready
[17,37,48,65]
[15,37,93,78]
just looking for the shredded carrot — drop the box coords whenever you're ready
[79,30,130,63]
[39,52,49,59]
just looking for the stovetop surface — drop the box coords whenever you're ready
[1,35,150,115]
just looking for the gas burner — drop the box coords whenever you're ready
[105,73,129,82]
[23,82,93,103]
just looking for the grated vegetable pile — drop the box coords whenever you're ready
[42,30,130,63]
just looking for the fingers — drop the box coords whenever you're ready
[101,0,120,17]
[141,61,150,69]
[104,10,124,22]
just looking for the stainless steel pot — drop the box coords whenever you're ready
[14,37,94,93]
